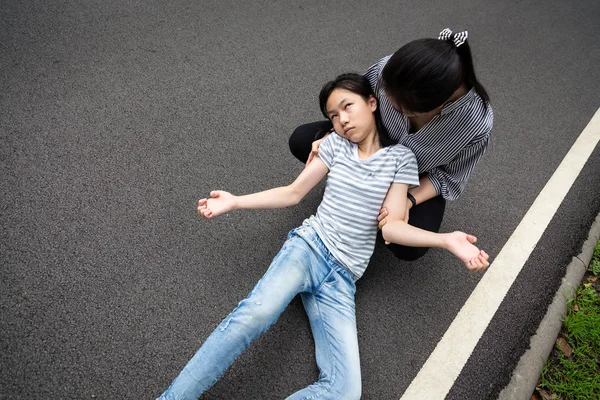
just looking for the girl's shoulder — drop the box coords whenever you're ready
[383,144,417,169]
[385,143,414,157]
[324,132,354,149]
[319,132,353,164]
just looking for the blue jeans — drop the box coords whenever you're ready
[157,225,361,400]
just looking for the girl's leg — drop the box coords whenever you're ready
[386,195,446,261]
[288,121,332,163]
[287,267,361,400]
[157,231,313,400]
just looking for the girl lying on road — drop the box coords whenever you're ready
[157,73,489,400]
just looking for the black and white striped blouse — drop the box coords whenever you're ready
[364,56,494,201]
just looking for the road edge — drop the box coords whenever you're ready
[497,211,600,400]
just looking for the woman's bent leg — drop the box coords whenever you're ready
[289,121,332,163]
[287,267,361,400]
[158,233,313,400]
[386,195,446,261]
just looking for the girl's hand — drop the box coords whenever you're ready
[306,136,328,167]
[198,191,237,219]
[445,232,490,271]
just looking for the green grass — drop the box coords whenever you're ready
[537,241,600,400]
[590,241,600,275]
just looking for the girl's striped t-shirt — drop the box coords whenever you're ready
[304,133,419,278]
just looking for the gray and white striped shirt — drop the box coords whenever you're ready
[364,56,494,200]
[304,133,419,278]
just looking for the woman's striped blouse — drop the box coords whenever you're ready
[364,56,494,201]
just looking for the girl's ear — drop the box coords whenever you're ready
[368,95,377,112]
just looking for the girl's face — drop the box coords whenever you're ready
[325,88,377,143]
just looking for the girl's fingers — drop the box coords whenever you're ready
[466,234,477,243]
[467,255,488,271]
[480,255,490,267]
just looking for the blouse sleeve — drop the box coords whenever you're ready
[362,56,391,90]
[427,134,490,201]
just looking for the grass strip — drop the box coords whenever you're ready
[535,241,600,400]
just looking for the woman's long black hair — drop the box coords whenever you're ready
[381,35,490,113]
[316,73,394,148]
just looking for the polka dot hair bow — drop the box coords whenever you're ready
[438,28,468,47]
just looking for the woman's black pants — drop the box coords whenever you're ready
[289,121,446,261]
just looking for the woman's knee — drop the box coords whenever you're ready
[387,243,430,261]
[289,121,332,163]
[289,125,313,163]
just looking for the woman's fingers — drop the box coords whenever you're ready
[377,208,388,221]
[377,208,388,228]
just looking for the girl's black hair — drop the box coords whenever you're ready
[316,73,394,147]
[381,36,490,113]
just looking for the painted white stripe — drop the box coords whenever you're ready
[400,107,600,400]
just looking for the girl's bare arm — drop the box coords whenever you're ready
[380,183,489,270]
[198,157,329,218]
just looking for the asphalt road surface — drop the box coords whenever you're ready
[2,0,599,399]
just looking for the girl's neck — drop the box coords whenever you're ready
[356,129,381,159]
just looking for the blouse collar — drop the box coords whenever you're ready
[440,87,476,116]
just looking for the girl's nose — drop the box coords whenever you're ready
[340,112,349,125]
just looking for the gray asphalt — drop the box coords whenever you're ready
[2,1,599,399]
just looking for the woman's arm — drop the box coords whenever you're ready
[427,134,490,201]
[409,175,438,205]
[380,183,489,270]
[198,157,329,219]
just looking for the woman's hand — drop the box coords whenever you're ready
[377,207,389,229]
[306,136,328,167]
[378,204,411,244]
[378,203,410,228]
[378,207,390,244]
[198,191,237,219]
[444,232,490,271]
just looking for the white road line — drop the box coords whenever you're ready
[400,107,600,400]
